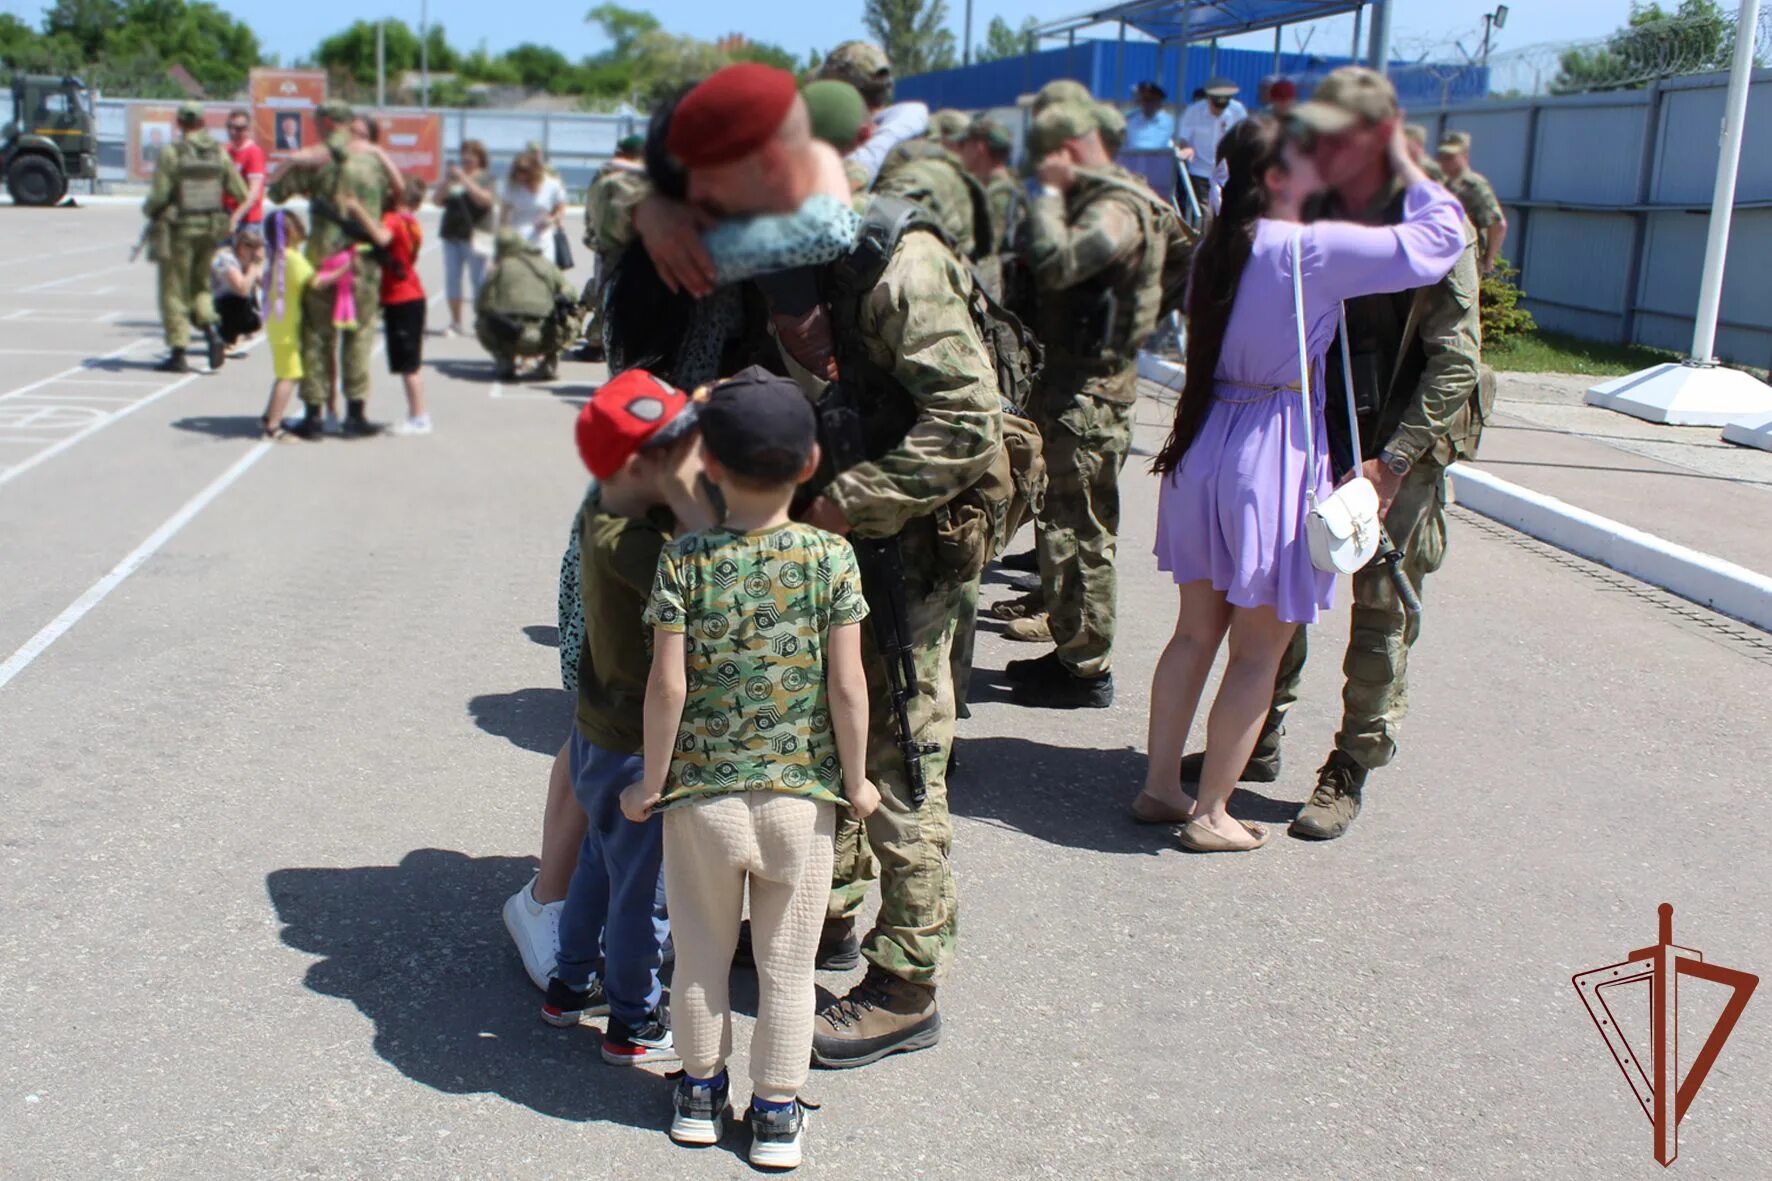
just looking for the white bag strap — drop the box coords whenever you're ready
[1289,230,1365,504]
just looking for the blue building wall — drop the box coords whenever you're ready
[897,41,1487,110]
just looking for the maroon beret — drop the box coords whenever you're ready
[667,64,799,168]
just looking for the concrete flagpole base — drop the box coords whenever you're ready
[1585,360,1772,427]
[1722,414,1772,452]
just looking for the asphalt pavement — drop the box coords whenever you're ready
[3,204,1770,1179]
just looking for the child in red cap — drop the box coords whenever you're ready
[540,370,713,1069]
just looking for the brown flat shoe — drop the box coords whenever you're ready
[1129,791,1193,825]
[1175,819,1270,853]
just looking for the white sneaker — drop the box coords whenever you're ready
[502,875,562,992]
[391,416,433,436]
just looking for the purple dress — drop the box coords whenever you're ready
[1155,181,1467,624]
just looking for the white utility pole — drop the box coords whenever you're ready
[1588,0,1772,444]
[376,21,386,109]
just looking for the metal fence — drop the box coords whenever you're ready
[93,99,642,194]
[1425,67,1772,368]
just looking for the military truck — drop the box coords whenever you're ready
[2,74,98,206]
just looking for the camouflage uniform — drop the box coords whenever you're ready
[268,126,391,409]
[790,229,1004,987]
[580,160,650,351]
[1448,169,1504,258]
[1271,175,1486,771]
[983,167,1021,252]
[142,127,247,349]
[477,228,582,373]
[1023,135,1167,678]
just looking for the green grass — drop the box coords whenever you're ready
[1487,329,1682,377]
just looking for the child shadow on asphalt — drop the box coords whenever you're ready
[268,849,680,1129]
[467,688,573,757]
[946,734,1300,855]
[169,415,270,439]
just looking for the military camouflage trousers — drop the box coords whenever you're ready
[1270,461,1450,769]
[299,260,382,408]
[827,540,961,987]
[1031,387,1135,677]
[157,231,221,348]
[476,312,574,365]
[946,576,982,721]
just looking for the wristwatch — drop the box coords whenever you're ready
[1379,448,1412,477]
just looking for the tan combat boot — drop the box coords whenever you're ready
[989,591,1043,622]
[810,968,941,1068]
[1288,751,1367,840]
[1003,613,1052,643]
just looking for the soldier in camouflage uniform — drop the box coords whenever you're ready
[958,118,1022,251]
[1184,67,1488,839]
[819,41,931,194]
[1003,103,1171,710]
[477,228,583,380]
[576,134,650,359]
[143,103,248,373]
[663,67,1006,1067]
[268,100,392,439]
[1405,124,1447,184]
[1438,130,1508,274]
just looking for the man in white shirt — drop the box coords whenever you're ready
[1176,76,1248,203]
[818,40,929,190]
[1123,81,1177,151]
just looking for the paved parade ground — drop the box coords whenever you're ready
[4,203,1772,1179]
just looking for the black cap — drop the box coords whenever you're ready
[699,366,817,483]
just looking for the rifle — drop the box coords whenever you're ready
[813,380,939,808]
[130,218,159,263]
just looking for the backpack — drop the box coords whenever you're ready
[175,136,226,221]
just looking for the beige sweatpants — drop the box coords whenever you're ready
[664,792,836,1103]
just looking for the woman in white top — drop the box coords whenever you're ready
[502,149,569,253]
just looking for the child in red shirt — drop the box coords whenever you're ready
[344,177,432,435]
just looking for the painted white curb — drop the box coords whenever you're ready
[1447,463,1772,630]
[1138,350,1184,390]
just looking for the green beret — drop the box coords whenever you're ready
[802,79,870,153]
[1028,102,1097,158]
[970,117,1013,154]
[616,133,645,154]
[1031,79,1092,114]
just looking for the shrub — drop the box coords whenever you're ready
[1481,260,1537,348]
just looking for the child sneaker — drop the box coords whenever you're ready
[602,1005,679,1066]
[747,1098,808,1170]
[502,874,562,991]
[669,1072,730,1146]
[540,974,608,1027]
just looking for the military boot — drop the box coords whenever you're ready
[1288,751,1367,841]
[998,549,1038,574]
[989,591,1043,622]
[734,915,861,972]
[286,406,324,441]
[1006,652,1113,710]
[811,968,941,1069]
[156,347,189,374]
[1178,725,1283,784]
[202,322,225,371]
[341,400,383,439]
[1003,613,1052,643]
[534,355,559,380]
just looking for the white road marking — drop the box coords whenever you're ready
[18,263,136,294]
[5,238,138,267]
[0,441,275,692]
[0,340,158,404]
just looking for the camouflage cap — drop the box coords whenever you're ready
[1404,123,1430,147]
[930,108,972,143]
[1027,78,1093,114]
[820,40,893,86]
[1093,102,1126,156]
[1437,130,1472,155]
[969,116,1014,154]
[802,79,870,152]
[176,101,204,123]
[316,99,354,123]
[1291,66,1397,134]
[1028,102,1098,158]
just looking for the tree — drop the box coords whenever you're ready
[315,19,426,89]
[863,0,958,76]
[1552,0,1732,94]
[586,4,662,58]
[975,15,1038,63]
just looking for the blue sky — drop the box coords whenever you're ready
[0,1,1641,67]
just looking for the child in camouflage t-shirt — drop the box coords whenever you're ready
[623,367,878,1170]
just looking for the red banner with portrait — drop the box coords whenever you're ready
[369,112,444,186]
[249,69,329,168]
[126,104,233,182]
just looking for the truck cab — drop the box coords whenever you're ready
[3,74,98,206]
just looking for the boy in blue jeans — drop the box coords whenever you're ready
[540,369,712,1065]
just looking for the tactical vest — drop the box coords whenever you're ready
[1319,188,1494,471]
[873,140,994,265]
[487,249,560,319]
[174,136,226,225]
[822,196,1044,573]
[1033,169,1170,369]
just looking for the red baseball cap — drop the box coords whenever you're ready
[575,370,700,480]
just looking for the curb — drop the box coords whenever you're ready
[1133,352,1772,631]
[1447,464,1772,631]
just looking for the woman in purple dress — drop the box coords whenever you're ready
[1133,115,1466,852]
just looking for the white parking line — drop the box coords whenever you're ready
[0,339,158,404]
[5,238,138,267]
[0,441,275,691]
[19,263,136,294]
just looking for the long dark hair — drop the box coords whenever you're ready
[1152,115,1289,475]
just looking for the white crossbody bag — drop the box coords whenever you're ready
[1290,233,1382,575]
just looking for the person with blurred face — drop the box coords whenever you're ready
[1176,76,1247,203]
[1268,78,1298,120]
[223,108,266,237]
[1125,81,1177,151]
[1436,131,1508,275]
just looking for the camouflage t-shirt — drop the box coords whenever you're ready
[644,522,869,810]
